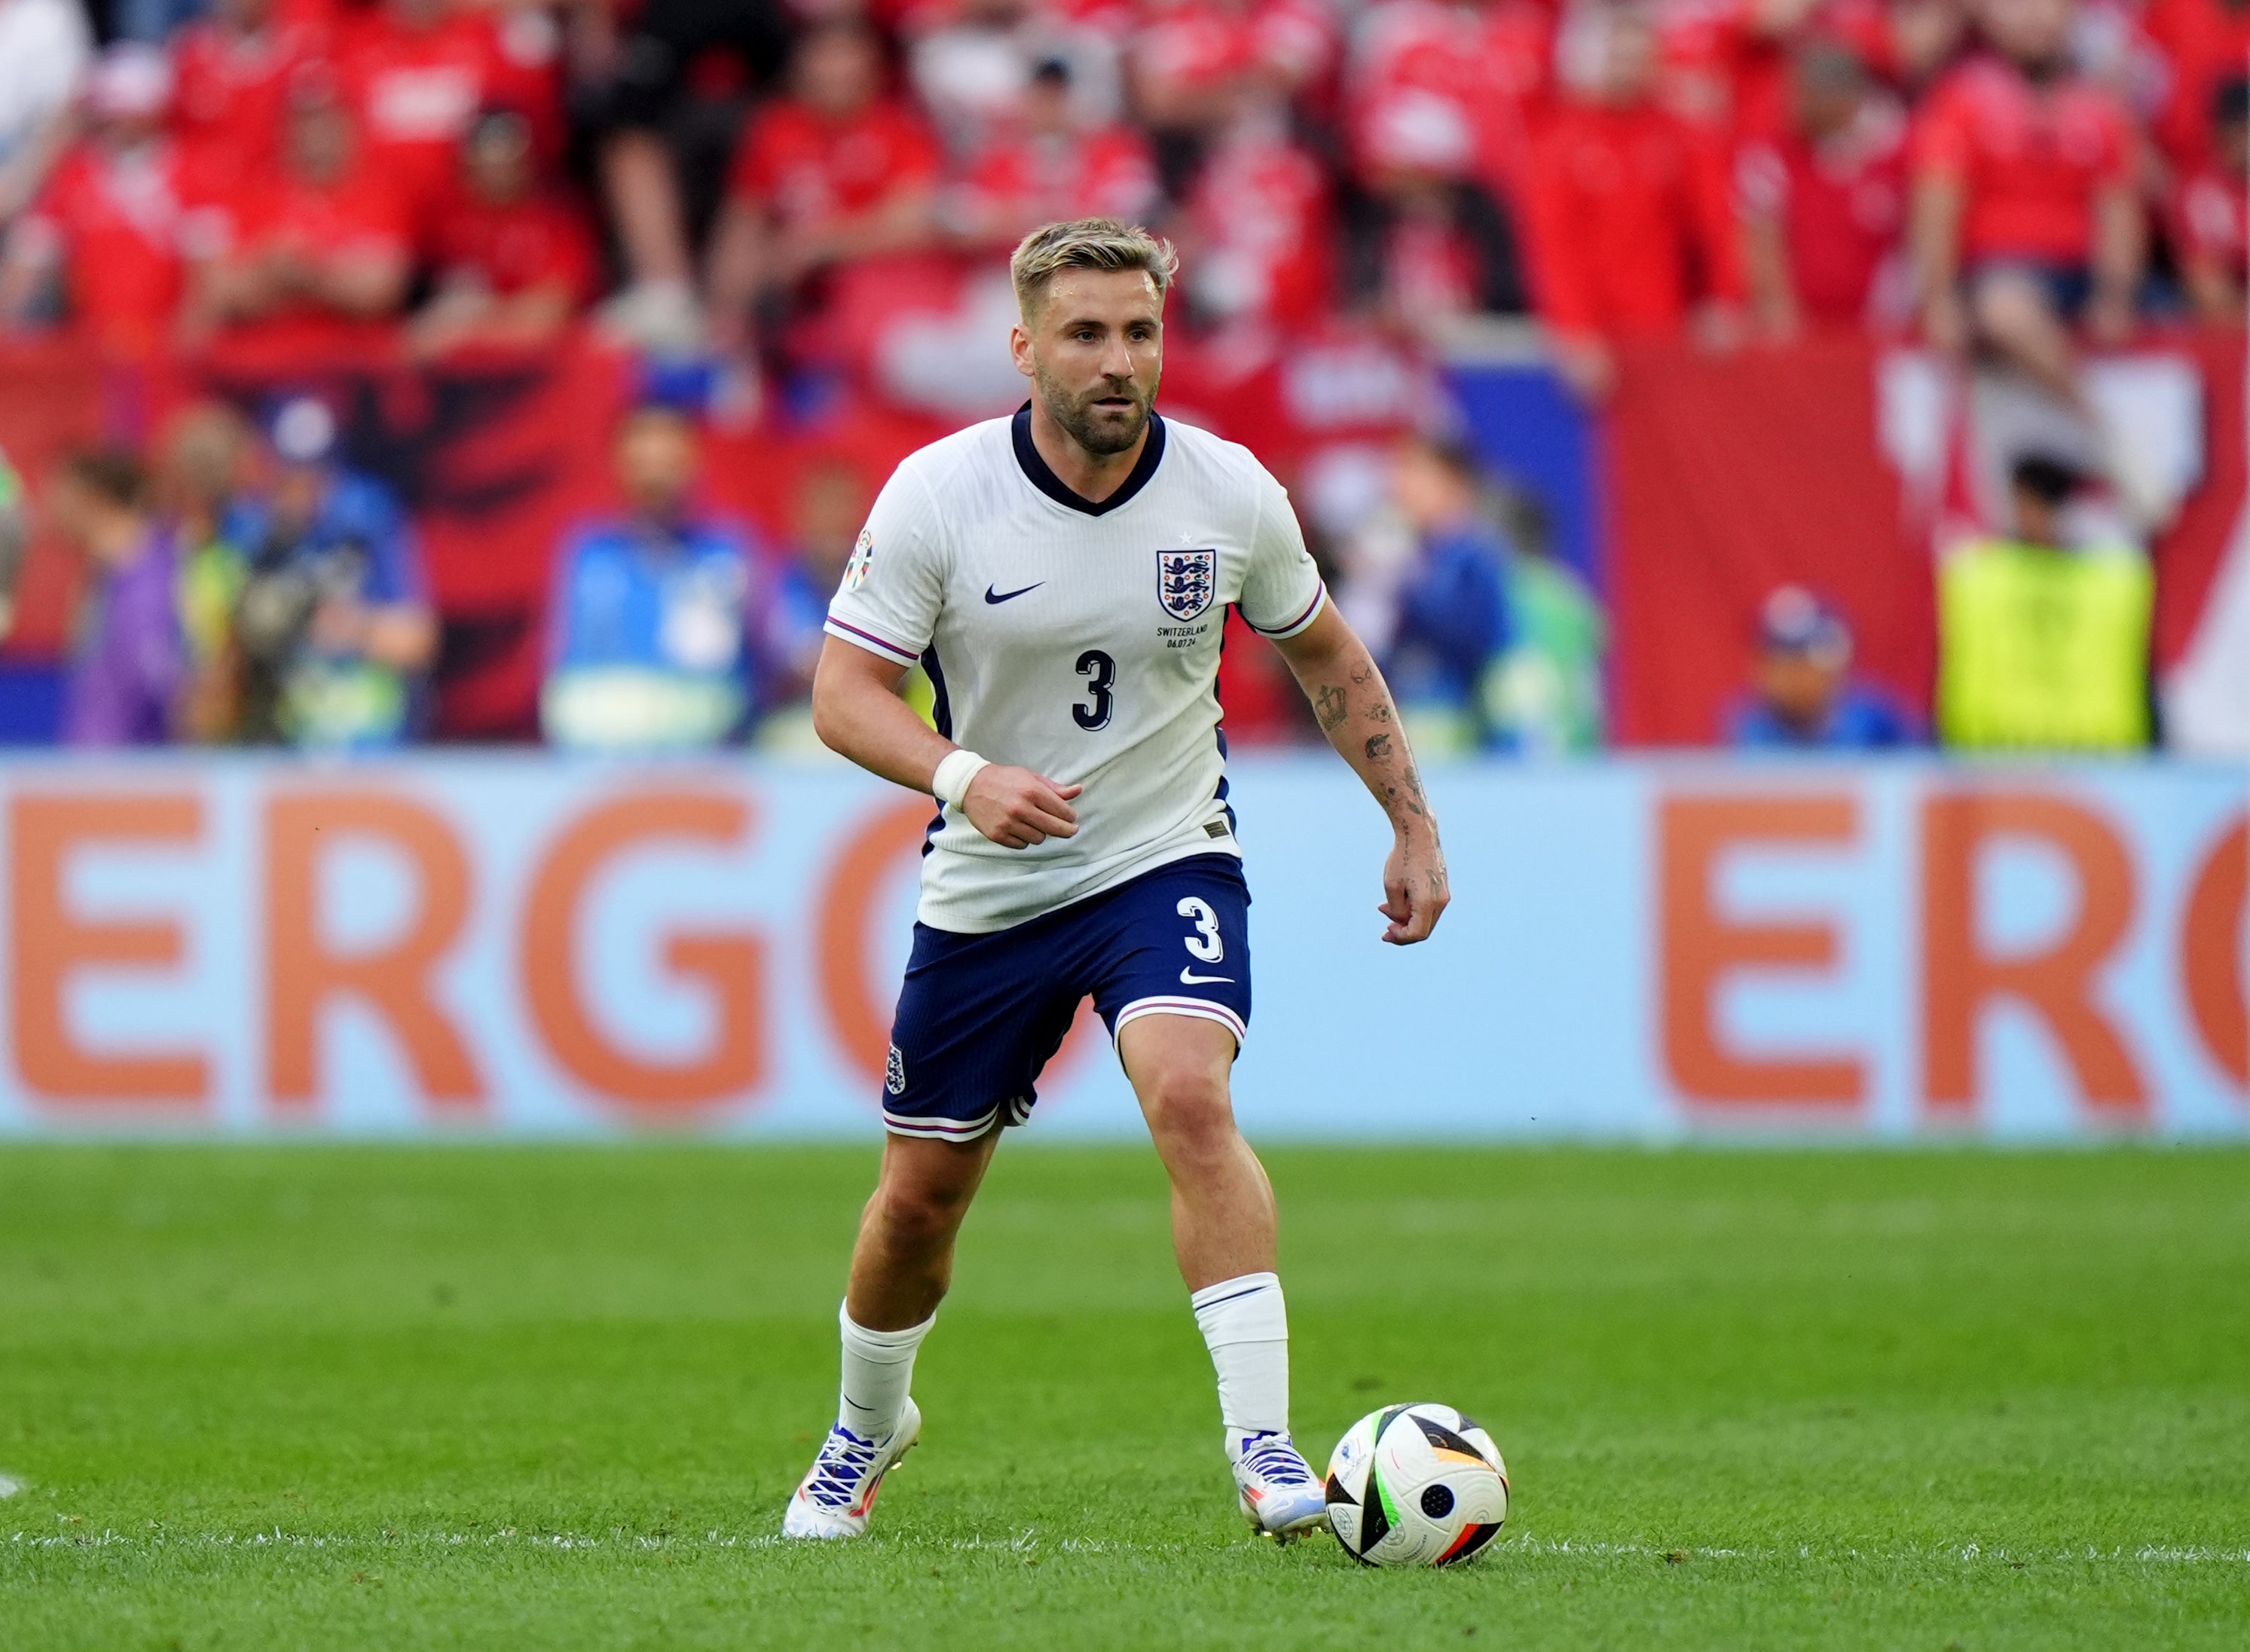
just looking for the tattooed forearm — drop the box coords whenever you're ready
[1282,624,1437,835]
[1273,612,1450,939]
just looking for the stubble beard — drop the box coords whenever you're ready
[1034,362,1159,457]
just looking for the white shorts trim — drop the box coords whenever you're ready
[882,1104,1000,1141]
[1112,996,1248,1047]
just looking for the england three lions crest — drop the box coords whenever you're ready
[1157,549,1218,621]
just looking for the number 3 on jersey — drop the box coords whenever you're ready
[1074,649,1115,730]
[1177,896,1224,963]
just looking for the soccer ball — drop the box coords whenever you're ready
[1324,1403,1509,1567]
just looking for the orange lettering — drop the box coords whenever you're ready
[1921,791,2145,1118]
[520,793,763,1114]
[8,793,207,1108]
[266,791,483,1113]
[2180,814,2247,1092]
[1659,794,1863,1107]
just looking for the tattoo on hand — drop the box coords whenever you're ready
[1315,684,1347,731]
[1365,733,1392,760]
[1368,702,1392,722]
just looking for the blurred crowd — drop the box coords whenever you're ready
[30,381,2163,758]
[29,388,1614,753]
[2,0,2230,757]
[0,0,2239,386]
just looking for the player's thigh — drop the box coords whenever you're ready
[1117,1012,1243,1152]
[882,920,1084,1141]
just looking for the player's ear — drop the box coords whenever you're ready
[1009,322,1034,380]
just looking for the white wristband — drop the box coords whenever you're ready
[931,749,990,809]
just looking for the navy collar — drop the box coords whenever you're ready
[1011,402,1166,517]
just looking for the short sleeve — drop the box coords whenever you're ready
[727,109,784,205]
[1236,463,1326,640]
[1909,82,1972,180]
[2091,96,2135,185]
[824,461,946,666]
[888,111,942,186]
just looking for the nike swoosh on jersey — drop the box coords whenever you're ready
[984,582,1044,604]
[1178,968,1235,985]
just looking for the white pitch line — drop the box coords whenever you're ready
[5,1528,2247,1567]
[0,1476,21,1500]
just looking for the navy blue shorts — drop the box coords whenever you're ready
[1967,258,2094,319]
[879,853,1252,1141]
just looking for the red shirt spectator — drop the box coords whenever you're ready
[1178,113,1334,329]
[17,145,194,354]
[172,0,332,179]
[955,123,1161,239]
[1347,0,1552,200]
[2,44,192,356]
[710,21,944,362]
[185,93,411,352]
[2141,0,2250,169]
[411,108,592,355]
[1911,54,2136,265]
[1525,105,1746,338]
[432,190,592,301]
[337,0,527,232]
[727,94,942,234]
[1737,44,1907,328]
[2175,162,2247,279]
[1133,0,1340,128]
[203,169,410,346]
[1671,0,1900,140]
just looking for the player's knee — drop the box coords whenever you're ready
[870,1174,972,1253]
[1142,1066,1239,1162]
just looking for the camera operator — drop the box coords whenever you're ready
[228,395,436,747]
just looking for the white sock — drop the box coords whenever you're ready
[836,1302,933,1441]
[1190,1271,1290,1458]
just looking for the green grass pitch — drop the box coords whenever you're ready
[3,1144,2246,1650]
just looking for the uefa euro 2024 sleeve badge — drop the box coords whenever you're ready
[843,527,875,592]
[1157,549,1217,622]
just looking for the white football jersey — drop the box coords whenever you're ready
[825,407,1326,933]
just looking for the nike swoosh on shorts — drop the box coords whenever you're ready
[985,582,1043,604]
[1179,968,1234,985]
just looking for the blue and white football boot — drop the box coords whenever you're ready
[1232,1431,1329,1543]
[781,1398,922,1539]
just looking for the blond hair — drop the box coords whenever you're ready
[1010,218,1179,318]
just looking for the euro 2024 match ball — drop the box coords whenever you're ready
[1324,1403,1510,1568]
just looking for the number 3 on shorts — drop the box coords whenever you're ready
[1176,896,1224,963]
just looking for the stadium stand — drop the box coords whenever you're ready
[0,0,2242,752]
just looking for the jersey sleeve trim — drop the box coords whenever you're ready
[824,616,922,665]
[1243,581,1328,640]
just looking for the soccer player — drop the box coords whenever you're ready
[783,218,1451,1544]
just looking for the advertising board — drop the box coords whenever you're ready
[0,756,2241,1139]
